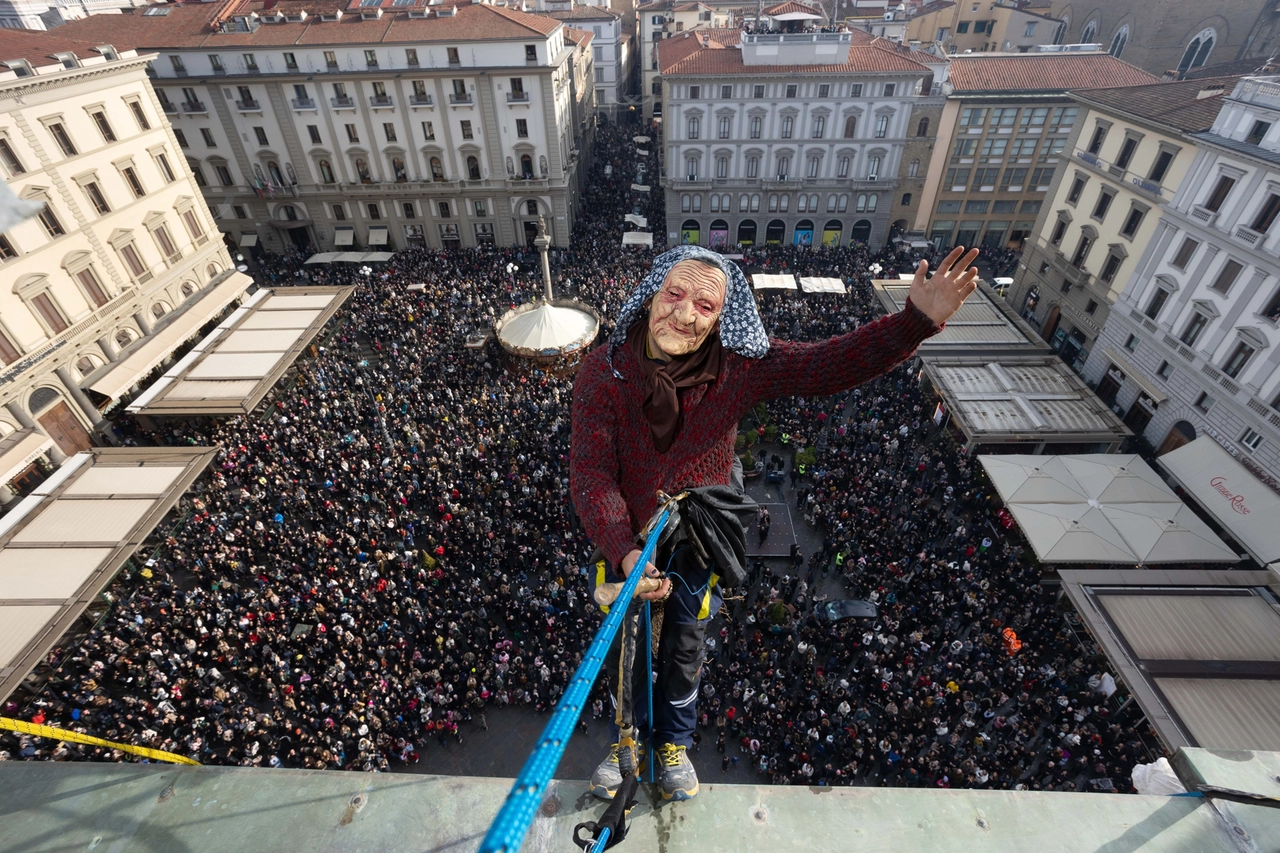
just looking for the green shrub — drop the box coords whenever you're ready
[763,425,778,443]
[735,433,747,452]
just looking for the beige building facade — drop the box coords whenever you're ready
[915,53,1157,252]
[0,30,246,499]
[906,0,1062,56]
[1007,77,1231,373]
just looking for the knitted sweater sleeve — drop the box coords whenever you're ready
[569,357,636,567]
[744,300,940,403]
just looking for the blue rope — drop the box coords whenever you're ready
[478,504,674,853]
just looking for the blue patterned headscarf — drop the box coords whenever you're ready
[607,245,768,379]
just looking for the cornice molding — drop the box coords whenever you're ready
[0,54,157,101]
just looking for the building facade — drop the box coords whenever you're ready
[539,3,633,117]
[59,0,593,251]
[1081,75,1280,476]
[638,0,730,120]
[906,0,1063,56]
[0,30,243,498]
[1008,76,1233,373]
[658,27,939,249]
[914,53,1157,252]
[0,0,147,33]
[886,97,943,240]
[1047,0,1269,77]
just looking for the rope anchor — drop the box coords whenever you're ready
[572,775,639,852]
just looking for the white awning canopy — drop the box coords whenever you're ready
[636,149,649,157]
[333,226,354,246]
[980,453,1238,565]
[622,232,653,247]
[752,274,798,290]
[368,226,389,246]
[631,183,650,192]
[305,252,341,264]
[1158,437,1280,565]
[624,214,648,228]
[87,272,252,401]
[633,135,650,144]
[495,300,599,356]
[0,428,54,486]
[363,251,394,262]
[799,276,847,294]
[239,233,258,247]
[1103,348,1168,404]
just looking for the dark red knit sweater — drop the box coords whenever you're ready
[570,300,941,566]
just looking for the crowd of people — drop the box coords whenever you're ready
[0,122,1150,795]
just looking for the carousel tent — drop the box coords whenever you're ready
[495,299,599,357]
[752,274,798,290]
[979,454,1238,565]
[798,277,847,294]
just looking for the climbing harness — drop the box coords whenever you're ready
[479,492,683,853]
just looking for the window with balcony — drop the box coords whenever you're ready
[31,291,68,334]
[716,157,728,179]
[867,156,880,178]
[1050,218,1067,246]
[1204,175,1236,212]
[1144,287,1169,320]
[1251,193,1280,234]
[806,157,819,178]
[776,157,789,179]
[746,156,758,178]
[1210,258,1243,294]
[1180,312,1208,346]
[1070,234,1092,268]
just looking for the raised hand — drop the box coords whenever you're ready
[907,245,981,327]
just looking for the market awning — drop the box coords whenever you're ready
[368,226,389,246]
[633,135,650,144]
[304,252,341,264]
[1158,437,1280,565]
[980,453,1238,565]
[239,233,258,247]
[752,274,797,290]
[128,287,353,417]
[1102,348,1168,404]
[0,428,55,486]
[363,251,394,262]
[0,447,217,704]
[631,184,650,193]
[622,232,653,247]
[334,252,366,262]
[86,272,252,402]
[624,214,648,228]
[334,226,354,247]
[799,277,846,294]
[636,149,649,157]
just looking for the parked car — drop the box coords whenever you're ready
[814,599,878,623]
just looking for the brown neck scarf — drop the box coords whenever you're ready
[627,320,723,453]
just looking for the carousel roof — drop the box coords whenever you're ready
[495,299,600,357]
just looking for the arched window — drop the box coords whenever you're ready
[393,157,407,182]
[206,263,219,280]
[838,194,849,213]
[826,194,837,213]
[916,117,929,137]
[837,157,850,178]
[797,194,808,213]
[526,200,538,215]
[267,161,284,186]
[739,194,749,212]
[318,160,335,183]
[75,356,96,376]
[355,159,371,182]
[1053,16,1068,45]
[282,205,298,221]
[843,115,857,138]
[691,195,702,213]
[866,194,878,213]
[776,157,789,179]
[180,281,196,297]
[430,157,444,181]
[115,328,134,348]
[750,194,760,213]
[520,154,534,179]
[466,156,480,180]
[1178,30,1216,73]
[716,157,728,178]
[1080,19,1097,44]
[746,156,759,178]
[710,194,720,212]
[151,302,168,319]
[1109,25,1129,58]
[806,157,820,178]
[856,194,868,212]
[681,194,691,213]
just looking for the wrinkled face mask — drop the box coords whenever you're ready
[646,260,726,358]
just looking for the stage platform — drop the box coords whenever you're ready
[745,502,797,558]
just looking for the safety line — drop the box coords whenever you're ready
[0,716,200,765]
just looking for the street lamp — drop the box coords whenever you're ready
[506,262,518,296]
[868,262,883,277]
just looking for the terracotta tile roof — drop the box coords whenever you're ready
[541,5,619,20]
[55,0,559,50]
[563,26,593,47]
[0,27,124,66]
[763,0,822,16]
[658,27,935,75]
[948,54,1158,93]
[1073,76,1243,134]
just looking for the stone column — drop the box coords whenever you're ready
[133,310,154,336]
[54,366,102,426]
[97,335,120,362]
